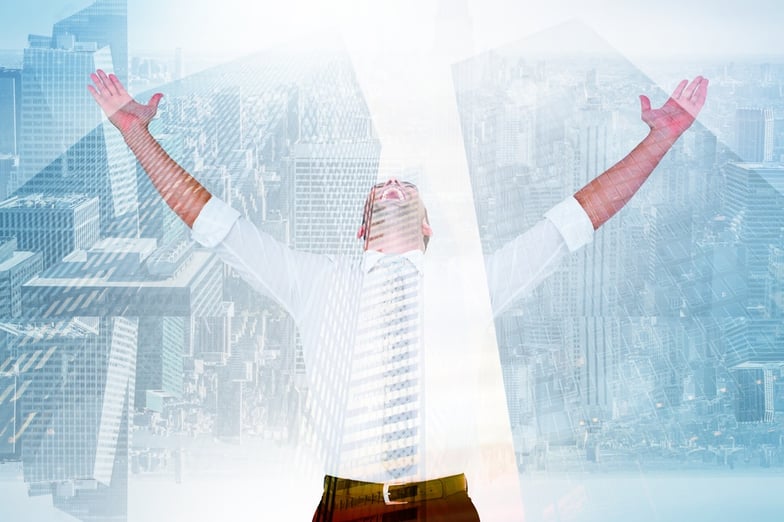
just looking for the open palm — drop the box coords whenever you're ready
[640,76,708,139]
[88,69,162,135]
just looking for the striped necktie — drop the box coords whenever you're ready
[340,255,423,481]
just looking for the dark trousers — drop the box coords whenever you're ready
[312,474,481,522]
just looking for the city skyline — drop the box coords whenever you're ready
[0,0,783,521]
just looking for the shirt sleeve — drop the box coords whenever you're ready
[486,196,594,316]
[191,196,332,322]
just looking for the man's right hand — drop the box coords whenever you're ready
[88,69,163,137]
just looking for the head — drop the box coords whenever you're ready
[357,178,432,254]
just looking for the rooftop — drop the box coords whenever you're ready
[0,194,93,210]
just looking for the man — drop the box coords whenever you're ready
[88,70,707,521]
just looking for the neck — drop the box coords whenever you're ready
[366,239,423,254]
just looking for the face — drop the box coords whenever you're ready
[358,178,432,253]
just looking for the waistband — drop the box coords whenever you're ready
[323,473,468,506]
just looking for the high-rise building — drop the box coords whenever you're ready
[561,103,623,422]
[733,368,775,423]
[289,141,381,257]
[0,154,19,202]
[718,163,784,421]
[136,316,186,408]
[735,108,774,163]
[722,163,784,309]
[22,237,223,411]
[0,194,100,270]
[212,86,244,160]
[0,238,42,318]
[52,0,129,84]
[0,317,136,518]
[0,68,21,155]
[16,2,138,236]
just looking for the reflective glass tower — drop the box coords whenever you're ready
[16,0,137,237]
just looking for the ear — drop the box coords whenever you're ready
[357,224,366,239]
[421,218,432,237]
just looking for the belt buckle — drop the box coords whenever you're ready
[382,481,409,505]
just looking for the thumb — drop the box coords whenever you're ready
[639,94,651,114]
[148,93,164,110]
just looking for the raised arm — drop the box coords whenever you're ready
[88,69,210,227]
[574,76,709,230]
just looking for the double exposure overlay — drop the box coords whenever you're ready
[0,1,783,521]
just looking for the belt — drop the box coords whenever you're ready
[324,473,468,507]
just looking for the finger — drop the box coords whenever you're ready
[691,76,708,100]
[684,76,704,100]
[90,73,105,95]
[97,69,116,96]
[108,73,126,96]
[692,78,708,109]
[148,93,164,111]
[87,84,101,103]
[671,79,688,99]
[639,94,651,113]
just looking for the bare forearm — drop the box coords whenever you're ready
[574,130,677,230]
[123,128,211,228]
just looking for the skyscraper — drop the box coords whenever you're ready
[0,194,100,270]
[0,238,42,318]
[719,163,784,422]
[289,141,381,257]
[0,68,21,155]
[52,0,129,84]
[735,108,774,163]
[722,163,784,309]
[0,317,136,520]
[22,236,224,411]
[16,0,138,236]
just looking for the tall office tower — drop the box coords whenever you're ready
[0,155,18,201]
[22,237,223,412]
[774,117,784,163]
[0,194,100,270]
[195,301,233,359]
[733,368,775,423]
[767,246,784,317]
[562,102,624,422]
[0,68,21,155]
[287,61,380,254]
[722,163,784,309]
[735,108,774,162]
[2,317,136,520]
[718,163,784,420]
[694,128,718,170]
[212,86,244,160]
[289,141,381,256]
[136,316,186,408]
[0,238,42,318]
[0,69,22,200]
[17,9,138,236]
[52,0,128,85]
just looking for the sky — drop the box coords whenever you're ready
[0,0,781,61]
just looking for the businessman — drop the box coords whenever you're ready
[89,70,707,521]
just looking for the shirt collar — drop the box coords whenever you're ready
[362,249,425,275]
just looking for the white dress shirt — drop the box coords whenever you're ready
[191,195,593,486]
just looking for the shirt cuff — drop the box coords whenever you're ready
[544,196,594,252]
[191,196,241,248]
